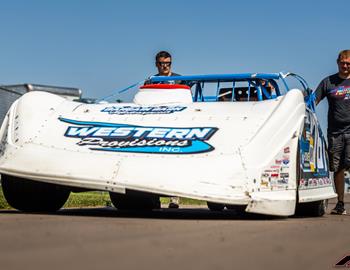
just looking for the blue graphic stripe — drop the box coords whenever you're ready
[150,73,280,83]
[59,117,217,131]
[91,140,213,154]
[59,117,132,128]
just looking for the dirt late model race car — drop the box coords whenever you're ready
[0,72,336,216]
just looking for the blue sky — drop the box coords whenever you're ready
[0,0,349,130]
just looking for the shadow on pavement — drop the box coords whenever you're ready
[1,196,348,220]
[0,206,287,221]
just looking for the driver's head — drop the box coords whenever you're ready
[257,79,271,89]
[337,50,350,79]
[155,51,172,76]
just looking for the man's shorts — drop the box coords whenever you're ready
[328,133,350,172]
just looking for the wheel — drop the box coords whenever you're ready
[226,204,246,214]
[207,202,225,211]
[295,200,328,217]
[109,190,160,211]
[1,174,70,212]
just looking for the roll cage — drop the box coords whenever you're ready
[101,72,315,111]
[150,72,315,111]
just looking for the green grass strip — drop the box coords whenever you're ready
[0,186,205,209]
[64,191,111,208]
[0,188,11,209]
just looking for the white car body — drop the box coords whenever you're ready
[0,73,336,216]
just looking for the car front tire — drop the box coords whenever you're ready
[1,174,70,212]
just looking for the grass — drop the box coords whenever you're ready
[168,197,206,206]
[64,191,111,208]
[0,188,11,209]
[0,186,206,209]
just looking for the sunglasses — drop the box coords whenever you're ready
[339,61,350,66]
[157,61,172,67]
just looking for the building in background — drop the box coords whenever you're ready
[0,84,82,124]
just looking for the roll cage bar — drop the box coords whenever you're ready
[150,72,315,111]
[99,72,315,111]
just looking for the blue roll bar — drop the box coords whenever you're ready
[150,73,281,83]
[99,72,312,106]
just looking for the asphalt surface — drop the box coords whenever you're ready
[0,196,349,270]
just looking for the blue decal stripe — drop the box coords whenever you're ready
[59,117,218,131]
[59,117,133,128]
[90,140,213,155]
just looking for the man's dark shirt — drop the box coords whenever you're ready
[315,73,350,135]
[145,72,182,85]
[154,72,181,77]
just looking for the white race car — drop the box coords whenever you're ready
[0,73,336,216]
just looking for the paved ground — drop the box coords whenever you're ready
[0,196,349,270]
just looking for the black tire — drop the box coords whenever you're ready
[226,204,246,214]
[1,174,70,212]
[207,202,225,211]
[295,200,328,217]
[109,190,160,211]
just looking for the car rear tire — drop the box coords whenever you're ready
[206,202,225,211]
[295,200,328,217]
[1,174,70,212]
[109,190,160,211]
[226,204,246,214]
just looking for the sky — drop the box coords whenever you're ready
[0,0,349,131]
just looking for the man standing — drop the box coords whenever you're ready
[144,50,182,86]
[154,50,180,78]
[152,50,181,209]
[315,50,350,215]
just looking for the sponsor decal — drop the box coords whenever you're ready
[275,159,282,165]
[100,105,186,115]
[260,144,292,190]
[282,159,290,165]
[278,179,288,184]
[279,173,289,184]
[263,169,279,173]
[260,180,269,187]
[300,110,328,176]
[298,177,331,189]
[280,173,289,178]
[59,117,217,154]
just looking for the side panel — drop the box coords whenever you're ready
[298,109,336,202]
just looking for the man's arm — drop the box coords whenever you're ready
[314,79,326,106]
